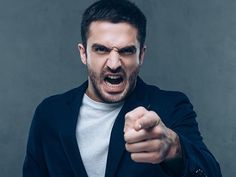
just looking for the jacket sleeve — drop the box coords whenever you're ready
[23,103,50,177]
[160,92,222,177]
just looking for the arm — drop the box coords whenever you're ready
[124,93,222,177]
[162,93,222,177]
[23,104,49,177]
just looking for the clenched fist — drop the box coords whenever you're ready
[124,106,182,164]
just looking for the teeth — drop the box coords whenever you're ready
[105,75,123,86]
[107,75,121,79]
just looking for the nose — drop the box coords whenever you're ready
[106,49,121,70]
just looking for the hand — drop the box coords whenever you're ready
[124,106,182,164]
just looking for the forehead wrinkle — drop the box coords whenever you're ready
[90,42,137,51]
[97,39,137,49]
[87,21,139,48]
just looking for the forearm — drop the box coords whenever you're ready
[160,128,185,176]
[160,130,222,177]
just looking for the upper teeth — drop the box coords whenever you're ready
[108,76,120,79]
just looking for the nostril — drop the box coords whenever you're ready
[107,66,122,73]
[107,55,121,70]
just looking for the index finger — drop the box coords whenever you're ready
[136,111,161,130]
[124,106,147,132]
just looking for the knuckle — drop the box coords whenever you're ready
[149,110,158,118]
[159,128,165,135]
[137,106,146,113]
[154,127,165,136]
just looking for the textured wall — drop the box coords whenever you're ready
[0,0,235,176]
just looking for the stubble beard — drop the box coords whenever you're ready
[87,66,140,103]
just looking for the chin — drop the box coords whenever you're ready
[101,83,135,103]
[101,91,126,103]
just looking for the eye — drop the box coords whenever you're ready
[93,46,110,54]
[118,47,137,56]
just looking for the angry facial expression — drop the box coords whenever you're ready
[79,21,145,103]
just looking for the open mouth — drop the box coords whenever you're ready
[104,75,124,86]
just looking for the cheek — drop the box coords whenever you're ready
[87,54,106,70]
[124,54,141,65]
[123,59,140,72]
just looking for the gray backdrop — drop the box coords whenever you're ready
[0,0,235,176]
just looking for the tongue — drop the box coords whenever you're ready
[106,77,123,85]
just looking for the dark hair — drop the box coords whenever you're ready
[81,0,147,49]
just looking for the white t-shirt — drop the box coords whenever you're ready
[76,94,124,177]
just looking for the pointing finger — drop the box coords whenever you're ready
[124,106,147,132]
[135,111,161,130]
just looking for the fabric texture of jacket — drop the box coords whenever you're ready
[23,77,222,177]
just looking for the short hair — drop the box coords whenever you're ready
[81,0,147,49]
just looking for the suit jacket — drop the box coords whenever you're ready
[23,77,222,177]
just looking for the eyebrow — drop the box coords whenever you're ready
[117,46,137,53]
[91,43,137,53]
[91,43,111,51]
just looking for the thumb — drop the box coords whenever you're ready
[135,111,161,130]
[123,106,146,132]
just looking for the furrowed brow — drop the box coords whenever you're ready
[118,45,137,54]
[91,43,111,51]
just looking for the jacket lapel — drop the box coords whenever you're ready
[105,77,150,177]
[59,81,88,177]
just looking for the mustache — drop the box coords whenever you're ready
[102,67,125,75]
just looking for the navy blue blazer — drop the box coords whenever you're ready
[23,77,222,177]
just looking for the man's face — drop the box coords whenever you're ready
[79,21,145,103]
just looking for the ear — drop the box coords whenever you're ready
[78,43,87,65]
[139,45,146,65]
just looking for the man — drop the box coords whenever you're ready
[23,0,222,177]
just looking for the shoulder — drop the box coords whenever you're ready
[36,87,79,112]
[143,83,196,127]
[31,87,79,125]
[42,87,79,105]
[136,77,191,109]
[31,82,87,128]
[30,83,86,132]
[37,81,87,112]
[145,83,190,105]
